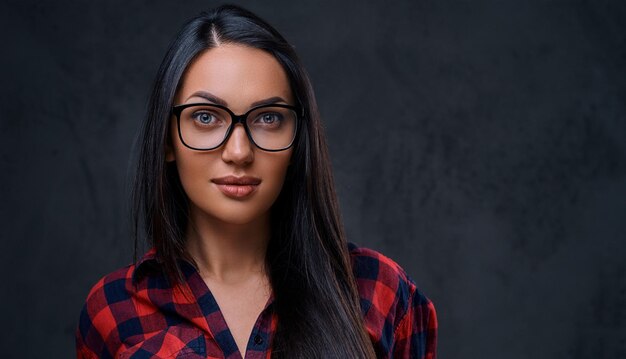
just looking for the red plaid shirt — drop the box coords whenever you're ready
[76,242,437,358]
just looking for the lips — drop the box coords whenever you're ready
[211,176,261,199]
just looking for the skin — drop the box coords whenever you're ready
[165,43,294,356]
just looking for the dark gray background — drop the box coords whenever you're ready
[1,0,625,358]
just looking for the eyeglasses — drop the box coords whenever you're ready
[171,103,300,152]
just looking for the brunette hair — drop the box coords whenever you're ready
[132,4,375,358]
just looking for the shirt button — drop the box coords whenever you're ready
[254,334,263,345]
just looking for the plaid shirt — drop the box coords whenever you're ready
[76,242,437,358]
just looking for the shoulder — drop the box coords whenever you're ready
[76,264,137,358]
[348,242,437,358]
[348,241,430,312]
[76,248,166,358]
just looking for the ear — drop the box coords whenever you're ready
[165,141,176,162]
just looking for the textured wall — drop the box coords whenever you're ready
[1,1,624,358]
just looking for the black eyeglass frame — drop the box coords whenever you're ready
[171,102,303,152]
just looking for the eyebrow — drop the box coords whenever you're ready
[187,91,228,106]
[251,96,288,107]
[186,91,288,108]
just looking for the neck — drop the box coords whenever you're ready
[185,205,270,284]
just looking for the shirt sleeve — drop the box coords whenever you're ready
[76,328,99,359]
[74,273,122,359]
[391,287,438,359]
[75,296,112,359]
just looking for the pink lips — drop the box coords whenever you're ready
[211,175,261,199]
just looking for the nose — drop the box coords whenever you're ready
[221,124,254,165]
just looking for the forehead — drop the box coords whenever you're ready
[176,44,293,111]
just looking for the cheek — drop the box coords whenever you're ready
[261,151,292,189]
[170,120,209,189]
[173,148,214,201]
[256,153,292,210]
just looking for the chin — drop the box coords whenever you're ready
[217,213,265,226]
[197,201,271,226]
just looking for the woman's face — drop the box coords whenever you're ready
[167,44,294,226]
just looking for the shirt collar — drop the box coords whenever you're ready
[131,247,160,283]
[131,247,277,310]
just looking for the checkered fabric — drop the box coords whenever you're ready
[76,242,437,358]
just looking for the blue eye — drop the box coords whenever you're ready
[194,112,215,124]
[262,114,278,123]
[256,113,283,125]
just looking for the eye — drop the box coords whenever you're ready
[192,111,219,125]
[255,112,283,125]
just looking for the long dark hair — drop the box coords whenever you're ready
[132,5,376,358]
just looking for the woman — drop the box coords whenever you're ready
[76,5,437,359]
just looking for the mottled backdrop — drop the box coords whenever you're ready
[1,1,624,358]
